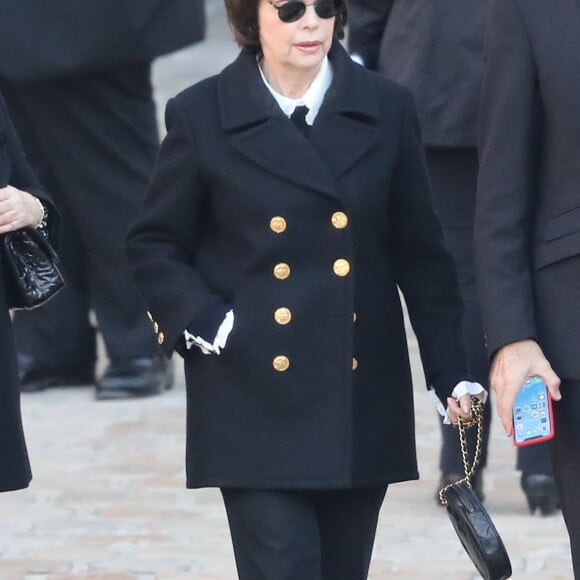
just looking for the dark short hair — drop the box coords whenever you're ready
[224,0,347,52]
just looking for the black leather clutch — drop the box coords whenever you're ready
[442,482,512,580]
[2,227,64,309]
[439,399,512,580]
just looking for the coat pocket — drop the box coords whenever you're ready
[543,205,580,242]
[534,206,580,270]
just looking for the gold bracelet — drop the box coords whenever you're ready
[34,197,45,229]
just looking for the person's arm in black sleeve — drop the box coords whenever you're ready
[0,93,59,242]
[125,96,230,359]
[389,91,468,405]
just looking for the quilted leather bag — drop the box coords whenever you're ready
[3,227,64,309]
[439,399,512,580]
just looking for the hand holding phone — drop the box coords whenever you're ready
[512,376,555,446]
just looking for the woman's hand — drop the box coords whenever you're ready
[446,392,486,425]
[0,185,43,234]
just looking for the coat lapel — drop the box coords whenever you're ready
[310,44,380,180]
[229,112,341,200]
[218,44,380,200]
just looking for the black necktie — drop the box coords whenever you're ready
[290,106,310,139]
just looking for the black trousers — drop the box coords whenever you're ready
[1,63,160,368]
[549,380,580,577]
[221,486,387,580]
[425,147,552,475]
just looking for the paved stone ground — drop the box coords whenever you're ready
[0,3,574,579]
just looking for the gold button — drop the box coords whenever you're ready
[333,259,350,277]
[352,357,358,370]
[153,322,159,333]
[158,332,165,345]
[146,311,153,321]
[274,307,292,325]
[273,355,290,372]
[270,216,287,233]
[273,262,291,280]
[331,212,349,229]
[353,312,357,322]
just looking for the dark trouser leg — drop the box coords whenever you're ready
[516,442,552,474]
[424,147,491,474]
[2,64,160,365]
[221,489,323,580]
[221,487,386,580]
[314,486,387,580]
[548,380,580,577]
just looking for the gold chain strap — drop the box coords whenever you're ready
[438,397,484,506]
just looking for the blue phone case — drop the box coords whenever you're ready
[512,376,555,446]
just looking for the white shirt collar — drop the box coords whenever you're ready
[258,57,333,126]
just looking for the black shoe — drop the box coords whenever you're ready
[521,473,559,516]
[18,354,95,393]
[95,356,173,400]
[436,470,485,505]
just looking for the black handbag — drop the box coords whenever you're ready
[439,399,512,580]
[2,227,64,310]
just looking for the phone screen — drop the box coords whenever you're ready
[512,376,555,446]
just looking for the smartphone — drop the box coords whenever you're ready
[512,376,555,446]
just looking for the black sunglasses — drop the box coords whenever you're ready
[266,0,342,23]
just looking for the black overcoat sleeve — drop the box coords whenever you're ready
[389,93,467,401]
[0,93,58,242]
[125,96,226,357]
[474,0,540,358]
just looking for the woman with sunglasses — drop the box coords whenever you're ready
[126,0,482,577]
[0,91,58,492]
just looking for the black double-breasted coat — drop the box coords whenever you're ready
[126,43,467,489]
[0,94,56,492]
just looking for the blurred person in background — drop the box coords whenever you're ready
[476,0,580,574]
[0,92,58,491]
[125,0,485,577]
[347,0,556,513]
[0,0,205,400]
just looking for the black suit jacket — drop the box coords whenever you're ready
[0,93,57,491]
[347,0,487,147]
[126,43,467,489]
[475,0,580,379]
[0,0,205,81]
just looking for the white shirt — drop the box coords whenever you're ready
[258,56,333,124]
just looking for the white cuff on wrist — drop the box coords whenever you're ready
[430,381,487,425]
[184,309,234,355]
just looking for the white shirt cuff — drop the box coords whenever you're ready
[184,309,234,355]
[213,309,234,354]
[429,381,487,424]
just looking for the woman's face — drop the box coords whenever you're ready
[258,0,335,79]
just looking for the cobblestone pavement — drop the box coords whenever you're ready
[0,3,573,579]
